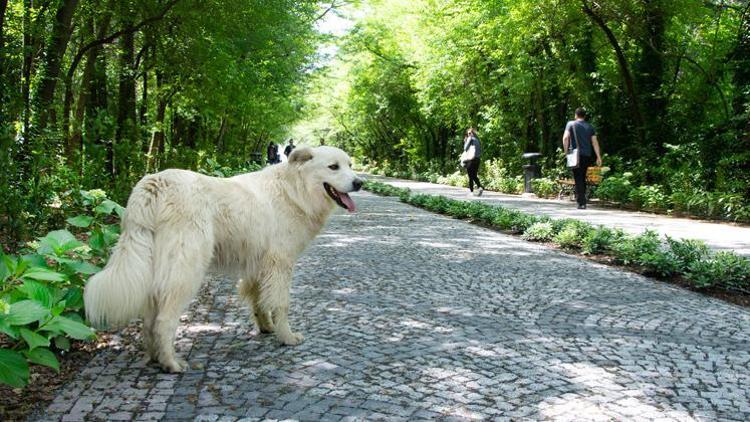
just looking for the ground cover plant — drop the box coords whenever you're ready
[0,190,122,388]
[364,180,750,295]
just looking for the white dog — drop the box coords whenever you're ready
[84,146,362,372]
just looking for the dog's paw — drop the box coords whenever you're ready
[160,357,188,373]
[279,332,304,346]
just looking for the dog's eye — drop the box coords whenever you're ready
[328,164,339,171]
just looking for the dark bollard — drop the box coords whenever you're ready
[522,152,542,194]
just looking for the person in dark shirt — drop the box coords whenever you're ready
[284,139,296,158]
[562,108,602,209]
[266,142,279,164]
[461,127,484,196]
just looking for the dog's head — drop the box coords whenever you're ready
[288,146,362,213]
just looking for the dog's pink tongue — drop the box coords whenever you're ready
[339,192,356,213]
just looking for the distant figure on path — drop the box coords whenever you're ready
[460,127,484,196]
[562,108,602,209]
[266,142,280,165]
[284,139,296,158]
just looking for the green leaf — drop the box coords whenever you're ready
[20,254,47,268]
[102,225,120,245]
[94,200,118,215]
[0,319,19,339]
[0,348,29,388]
[20,328,50,350]
[5,300,50,325]
[68,261,101,275]
[38,230,83,254]
[0,253,10,282]
[51,300,67,317]
[53,335,71,351]
[66,215,94,228]
[16,280,55,308]
[63,288,84,310]
[89,231,105,254]
[113,204,126,219]
[22,268,67,282]
[25,347,60,372]
[42,315,95,340]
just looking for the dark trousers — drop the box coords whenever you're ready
[466,158,483,191]
[572,155,594,205]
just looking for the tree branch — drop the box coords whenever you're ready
[65,0,179,83]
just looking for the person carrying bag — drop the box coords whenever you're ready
[460,127,484,196]
[562,108,602,209]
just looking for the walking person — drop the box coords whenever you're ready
[284,139,296,158]
[266,141,279,165]
[562,108,602,209]
[460,127,484,196]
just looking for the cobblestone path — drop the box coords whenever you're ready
[40,193,750,421]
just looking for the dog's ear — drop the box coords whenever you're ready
[288,147,313,165]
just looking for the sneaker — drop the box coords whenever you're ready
[471,190,480,196]
[477,188,484,197]
[577,204,586,209]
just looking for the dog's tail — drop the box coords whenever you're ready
[84,180,158,328]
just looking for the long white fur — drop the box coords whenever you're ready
[84,146,361,372]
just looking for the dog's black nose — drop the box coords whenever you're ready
[352,179,362,192]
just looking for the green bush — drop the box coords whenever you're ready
[582,227,625,255]
[628,184,668,209]
[437,171,467,188]
[522,222,555,241]
[509,212,540,234]
[198,158,263,178]
[595,173,633,203]
[612,230,678,276]
[666,238,710,273]
[553,220,592,249]
[685,252,750,291]
[531,178,556,198]
[669,190,750,222]
[0,190,122,388]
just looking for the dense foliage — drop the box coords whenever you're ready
[298,0,750,217]
[0,189,121,387]
[1,0,330,245]
[365,180,750,293]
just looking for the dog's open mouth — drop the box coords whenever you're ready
[324,183,356,213]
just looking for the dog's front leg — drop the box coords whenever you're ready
[261,266,304,346]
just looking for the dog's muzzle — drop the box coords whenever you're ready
[324,183,357,213]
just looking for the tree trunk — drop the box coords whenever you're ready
[147,72,167,173]
[115,24,137,178]
[581,0,646,145]
[0,0,8,133]
[215,115,228,152]
[68,15,111,159]
[21,0,33,140]
[33,0,79,129]
[731,4,750,197]
[636,0,668,155]
[86,40,111,177]
[0,0,8,87]
[140,69,148,125]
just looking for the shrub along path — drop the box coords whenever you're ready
[38,193,750,420]
[366,175,750,256]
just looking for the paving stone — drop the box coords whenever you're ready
[37,193,750,421]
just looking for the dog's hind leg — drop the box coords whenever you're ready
[142,295,158,362]
[259,262,303,346]
[151,228,212,373]
[238,278,274,334]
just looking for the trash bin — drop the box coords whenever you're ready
[522,152,542,194]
